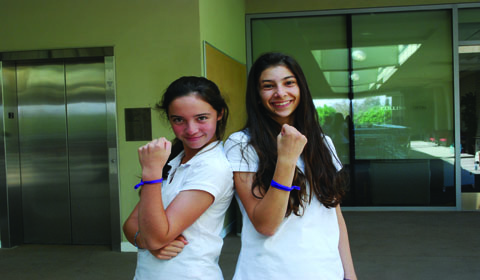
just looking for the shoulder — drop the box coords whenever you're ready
[225,130,250,149]
[225,130,249,144]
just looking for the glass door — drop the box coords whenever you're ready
[351,10,454,206]
[458,8,480,210]
[459,45,480,193]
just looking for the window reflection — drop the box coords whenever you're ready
[314,99,350,164]
[352,11,453,162]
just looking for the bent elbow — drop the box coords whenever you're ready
[254,225,278,237]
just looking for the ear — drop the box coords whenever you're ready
[217,109,224,121]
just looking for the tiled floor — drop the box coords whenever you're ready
[1,211,479,279]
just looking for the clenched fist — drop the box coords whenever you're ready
[277,124,307,165]
[138,137,172,181]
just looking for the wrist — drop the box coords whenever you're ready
[276,156,297,171]
[134,178,163,190]
[141,171,163,182]
[270,179,299,191]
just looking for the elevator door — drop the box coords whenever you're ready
[17,59,110,245]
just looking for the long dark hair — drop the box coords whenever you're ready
[156,76,229,179]
[244,52,346,216]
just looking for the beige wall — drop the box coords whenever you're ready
[246,0,480,13]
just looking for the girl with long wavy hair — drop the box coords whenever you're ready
[225,52,357,279]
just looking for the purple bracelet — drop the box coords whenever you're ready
[270,179,300,191]
[134,178,163,190]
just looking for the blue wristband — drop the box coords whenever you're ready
[134,231,142,249]
[270,180,300,191]
[134,178,163,190]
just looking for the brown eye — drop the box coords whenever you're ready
[172,117,184,124]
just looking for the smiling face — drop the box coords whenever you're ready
[259,65,300,125]
[168,93,221,159]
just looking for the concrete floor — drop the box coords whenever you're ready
[1,211,479,280]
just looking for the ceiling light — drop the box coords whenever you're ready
[352,50,367,61]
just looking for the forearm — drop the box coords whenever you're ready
[337,206,357,280]
[250,159,296,236]
[138,183,172,250]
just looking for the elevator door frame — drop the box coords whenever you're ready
[0,48,121,250]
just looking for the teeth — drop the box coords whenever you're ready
[273,101,290,106]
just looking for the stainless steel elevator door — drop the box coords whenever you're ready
[17,60,110,245]
[66,61,110,244]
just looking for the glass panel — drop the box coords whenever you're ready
[352,10,454,206]
[252,16,351,164]
[459,9,480,202]
[459,45,480,192]
[459,8,480,41]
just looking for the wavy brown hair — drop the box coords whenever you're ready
[244,52,347,216]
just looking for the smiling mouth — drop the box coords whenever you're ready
[271,100,292,108]
[185,136,203,141]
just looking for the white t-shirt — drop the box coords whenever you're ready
[134,141,234,280]
[224,131,344,280]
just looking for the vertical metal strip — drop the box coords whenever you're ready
[105,56,121,251]
[1,62,23,247]
[0,61,24,245]
[346,14,357,203]
[64,62,73,243]
[0,61,7,248]
[452,7,462,210]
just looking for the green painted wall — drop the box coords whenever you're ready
[246,0,480,13]
[199,0,246,66]
[0,0,202,243]
[198,0,246,233]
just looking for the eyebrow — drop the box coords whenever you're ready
[169,113,211,118]
[260,75,296,83]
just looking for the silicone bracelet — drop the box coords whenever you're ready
[270,179,300,191]
[134,178,163,190]
[134,231,141,248]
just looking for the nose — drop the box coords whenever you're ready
[274,85,287,97]
[185,121,198,135]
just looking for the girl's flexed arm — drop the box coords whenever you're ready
[235,124,307,236]
[136,138,214,250]
[123,203,188,259]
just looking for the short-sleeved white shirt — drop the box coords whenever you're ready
[224,131,344,280]
[134,141,234,280]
